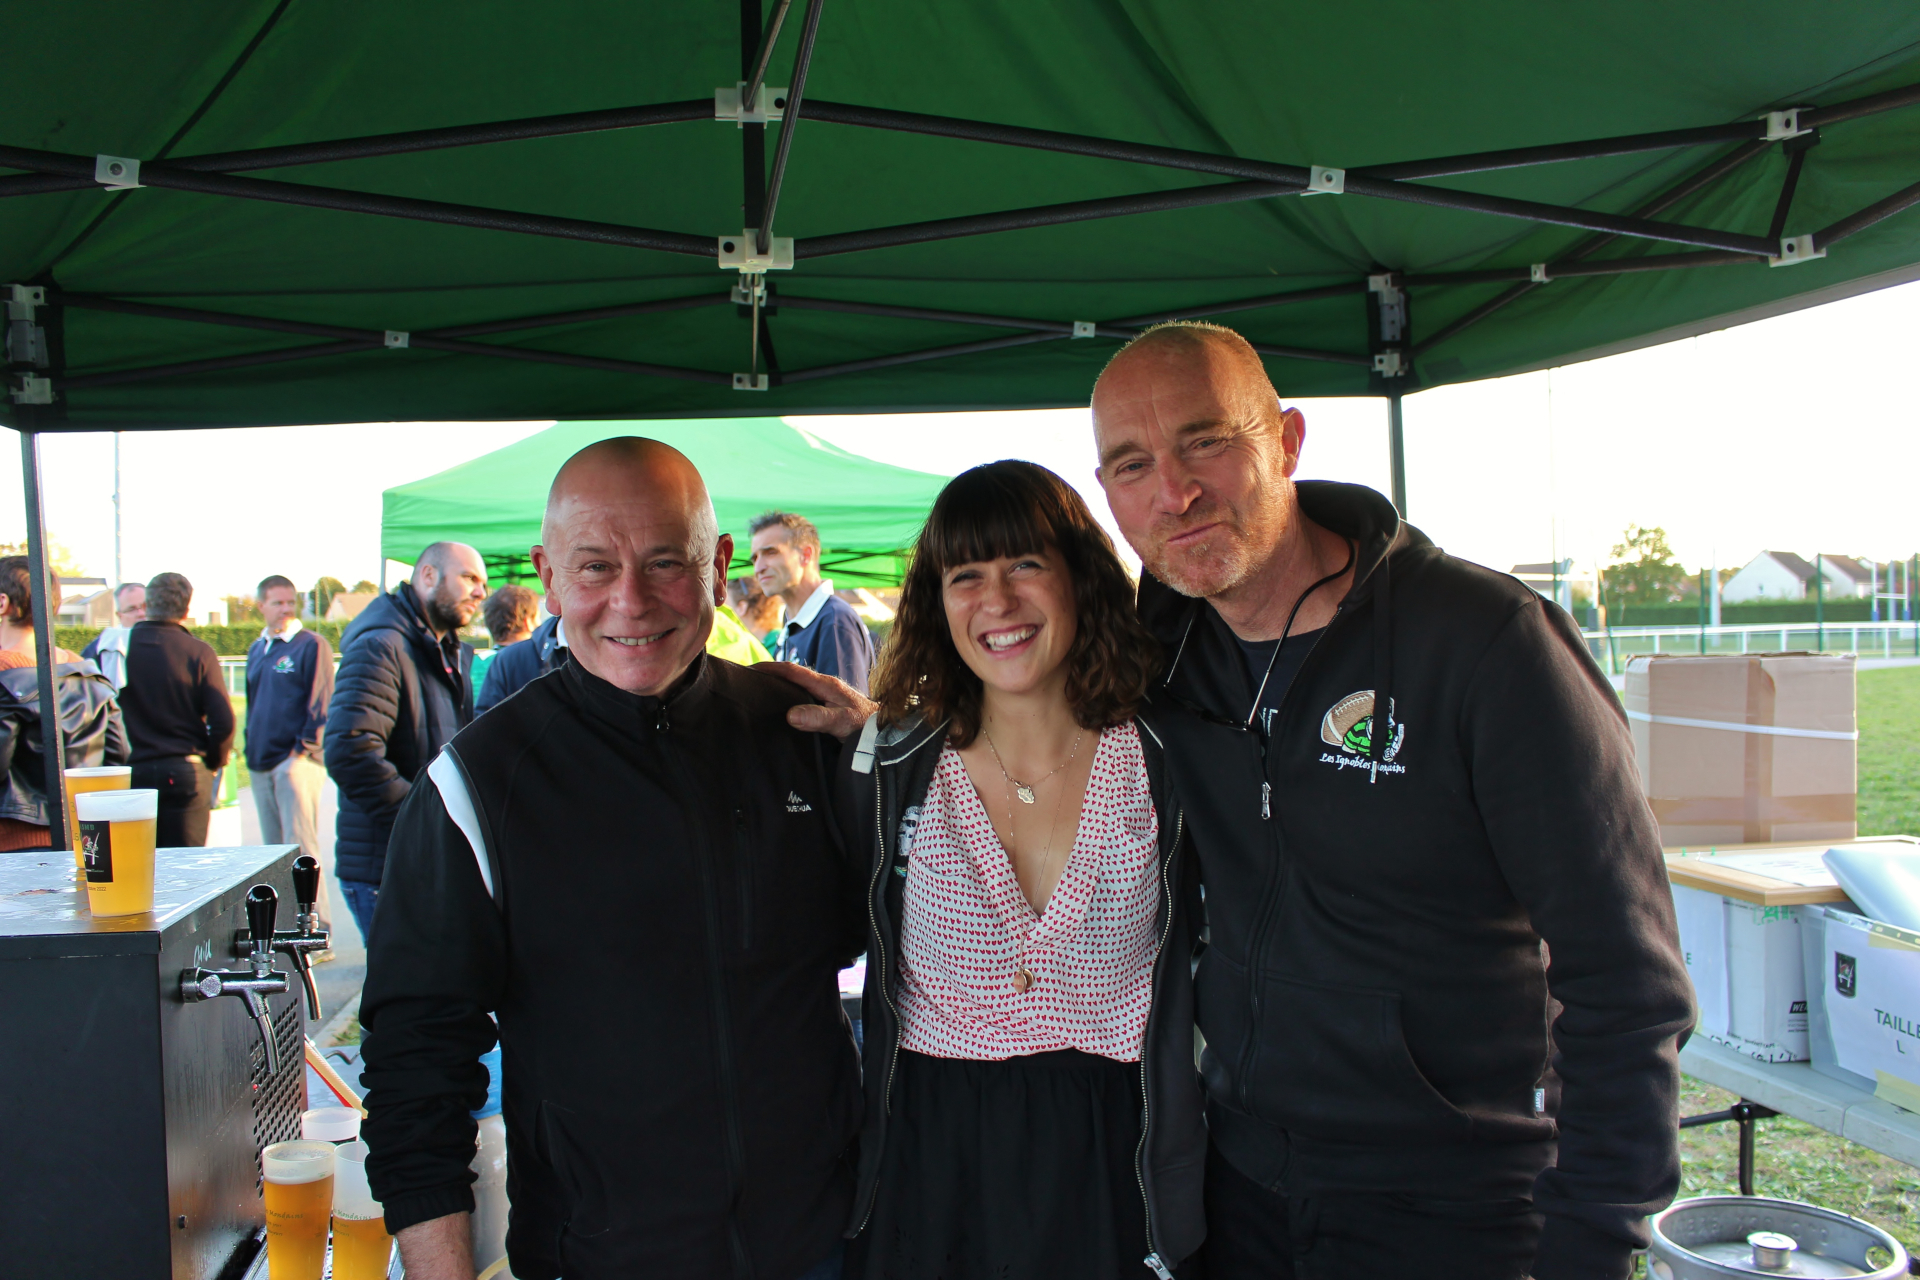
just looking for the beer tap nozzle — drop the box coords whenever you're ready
[181,884,291,1075]
[271,855,330,1021]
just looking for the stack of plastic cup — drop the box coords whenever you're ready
[300,1106,361,1145]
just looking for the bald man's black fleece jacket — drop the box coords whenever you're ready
[358,655,864,1280]
[1140,481,1693,1280]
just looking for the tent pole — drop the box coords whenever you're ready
[757,0,826,253]
[1387,389,1407,517]
[19,426,68,850]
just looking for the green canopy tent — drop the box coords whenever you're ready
[380,417,949,587]
[4,2,1920,841]
[4,3,1920,479]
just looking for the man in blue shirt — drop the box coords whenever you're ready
[749,511,875,696]
[246,574,336,938]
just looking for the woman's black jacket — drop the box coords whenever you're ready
[0,660,130,826]
[838,711,1205,1275]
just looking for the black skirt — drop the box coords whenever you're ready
[852,1048,1152,1280]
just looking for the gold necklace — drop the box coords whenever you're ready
[983,725,1084,804]
[1002,731,1090,994]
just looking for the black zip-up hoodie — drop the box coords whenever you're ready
[360,655,865,1280]
[840,713,1206,1275]
[1140,481,1692,1280]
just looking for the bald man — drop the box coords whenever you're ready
[325,540,488,943]
[359,439,863,1280]
[1090,323,1691,1280]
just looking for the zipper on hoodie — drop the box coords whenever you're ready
[854,760,905,1234]
[1134,808,1183,1280]
[670,737,753,1279]
[1234,611,1339,1112]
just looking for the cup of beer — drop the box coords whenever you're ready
[74,789,158,917]
[262,1139,335,1280]
[61,765,132,877]
[330,1140,394,1280]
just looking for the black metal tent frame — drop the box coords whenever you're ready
[5,1,1920,848]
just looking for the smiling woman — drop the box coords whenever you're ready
[847,461,1206,1279]
[871,460,1156,746]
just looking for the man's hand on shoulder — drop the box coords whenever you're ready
[395,1211,475,1280]
[762,661,876,740]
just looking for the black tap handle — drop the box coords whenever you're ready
[246,884,279,950]
[291,856,320,914]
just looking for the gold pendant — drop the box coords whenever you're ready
[1012,967,1033,993]
[1015,785,1036,804]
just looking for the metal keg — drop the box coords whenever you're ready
[1649,1196,1908,1278]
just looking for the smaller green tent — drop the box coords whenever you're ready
[381,417,949,587]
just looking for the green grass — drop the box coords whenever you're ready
[1859,665,1920,837]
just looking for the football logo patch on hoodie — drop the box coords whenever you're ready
[1317,690,1406,779]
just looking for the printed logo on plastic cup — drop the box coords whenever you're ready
[80,821,113,882]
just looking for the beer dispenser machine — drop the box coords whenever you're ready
[0,843,333,1278]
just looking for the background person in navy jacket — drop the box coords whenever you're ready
[245,574,335,939]
[749,511,875,695]
[323,543,484,943]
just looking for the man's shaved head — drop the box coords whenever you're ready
[533,436,732,696]
[1098,322,1289,444]
[1091,320,1314,607]
[410,539,487,635]
[543,437,719,555]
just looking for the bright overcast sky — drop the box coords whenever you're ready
[4,276,1915,603]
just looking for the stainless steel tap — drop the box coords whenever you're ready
[239,855,331,1021]
[181,884,291,1075]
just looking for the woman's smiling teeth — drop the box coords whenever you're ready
[980,626,1037,652]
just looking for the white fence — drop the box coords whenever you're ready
[1581,621,1920,674]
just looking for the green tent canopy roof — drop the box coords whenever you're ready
[380,417,949,587]
[4,3,1919,427]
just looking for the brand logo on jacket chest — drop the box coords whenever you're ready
[1316,690,1406,781]
[272,654,296,674]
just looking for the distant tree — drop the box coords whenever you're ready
[351,580,378,595]
[313,576,348,617]
[0,537,85,579]
[1604,525,1689,621]
[224,594,263,624]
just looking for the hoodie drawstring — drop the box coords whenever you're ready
[1368,553,1395,775]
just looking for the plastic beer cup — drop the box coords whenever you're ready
[262,1140,335,1280]
[61,765,132,876]
[74,789,158,917]
[330,1141,394,1280]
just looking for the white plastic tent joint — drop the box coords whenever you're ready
[1769,234,1825,267]
[94,155,142,189]
[715,83,788,126]
[718,233,795,271]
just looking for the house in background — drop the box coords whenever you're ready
[1721,551,1878,603]
[1817,555,1876,598]
[324,591,375,622]
[1509,560,1588,614]
[54,577,113,626]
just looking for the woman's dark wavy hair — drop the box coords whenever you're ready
[871,460,1159,747]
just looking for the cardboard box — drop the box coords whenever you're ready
[1799,904,1920,1111]
[1627,654,1856,847]
[1674,884,1810,1061]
